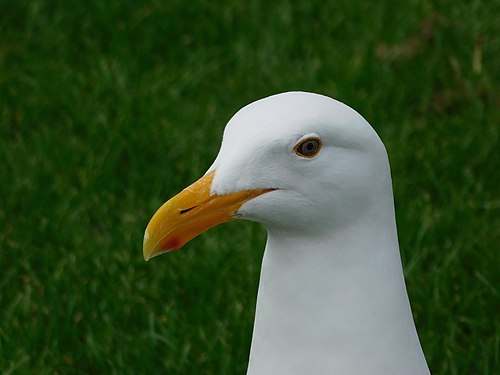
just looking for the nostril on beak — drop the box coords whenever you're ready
[179,206,197,215]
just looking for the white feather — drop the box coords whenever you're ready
[210,92,429,374]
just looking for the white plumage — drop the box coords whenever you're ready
[144,92,430,374]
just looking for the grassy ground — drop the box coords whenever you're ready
[1,0,499,374]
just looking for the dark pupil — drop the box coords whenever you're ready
[301,140,317,155]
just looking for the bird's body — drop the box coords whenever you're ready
[143,92,430,374]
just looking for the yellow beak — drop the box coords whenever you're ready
[143,170,273,261]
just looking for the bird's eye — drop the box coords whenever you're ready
[294,137,322,158]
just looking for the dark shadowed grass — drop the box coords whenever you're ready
[1,0,499,374]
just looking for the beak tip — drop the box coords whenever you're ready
[143,229,153,262]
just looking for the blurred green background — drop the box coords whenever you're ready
[1,0,499,374]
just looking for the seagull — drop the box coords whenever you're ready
[143,92,430,374]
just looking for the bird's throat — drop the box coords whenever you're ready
[246,220,429,375]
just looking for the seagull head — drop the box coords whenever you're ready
[143,92,390,260]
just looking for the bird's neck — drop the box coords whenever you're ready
[246,211,429,375]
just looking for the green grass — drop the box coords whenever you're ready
[1,0,499,373]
